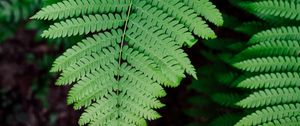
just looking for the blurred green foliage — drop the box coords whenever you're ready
[0,0,41,42]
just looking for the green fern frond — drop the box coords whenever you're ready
[78,92,159,126]
[51,30,122,72]
[41,13,126,38]
[248,26,300,45]
[198,1,300,126]
[144,0,216,40]
[236,88,300,108]
[122,46,182,87]
[33,0,222,124]
[235,40,300,60]
[132,1,196,47]
[32,0,130,20]
[67,67,117,109]
[261,116,300,126]
[119,64,167,99]
[236,72,300,89]
[235,103,300,126]
[183,0,223,26]
[235,0,300,22]
[126,15,193,79]
[57,47,119,85]
[233,56,300,73]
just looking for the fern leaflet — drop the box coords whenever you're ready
[236,88,300,108]
[235,104,300,126]
[235,72,300,89]
[233,56,300,73]
[248,26,300,45]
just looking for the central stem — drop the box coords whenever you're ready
[116,0,133,123]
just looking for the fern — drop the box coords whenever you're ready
[235,40,300,60]
[229,0,300,125]
[236,88,300,108]
[33,0,222,125]
[248,26,300,45]
[33,0,130,20]
[42,14,126,38]
[235,104,300,126]
[182,0,223,26]
[233,56,300,73]
[189,0,300,125]
[235,72,300,89]
[261,116,300,126]
[233,0,300,24]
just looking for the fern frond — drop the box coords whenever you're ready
[42,13,126,38]
[236,88,300,108]
[237,0,300,21]
[201,1,300,126]
[32,0,130,20]
[78,94,120,125]
[248,26,300,45]
[126,15,196,78]
[233,56,300,73]
[235,104,300,126]
[133,1,196,47]
[261,116,300,126]
[119,64,166,99]
[67,67,117,109]
[33,0,222,125]
[51,30,123,72]
[235,40,300,60]
[122,46,182,87]
[126,27,185,82]
[78,93,156,126]
[145,0,216,41]
[183,0,223,26]
[236,72,300,89]
[57,47,118,85]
